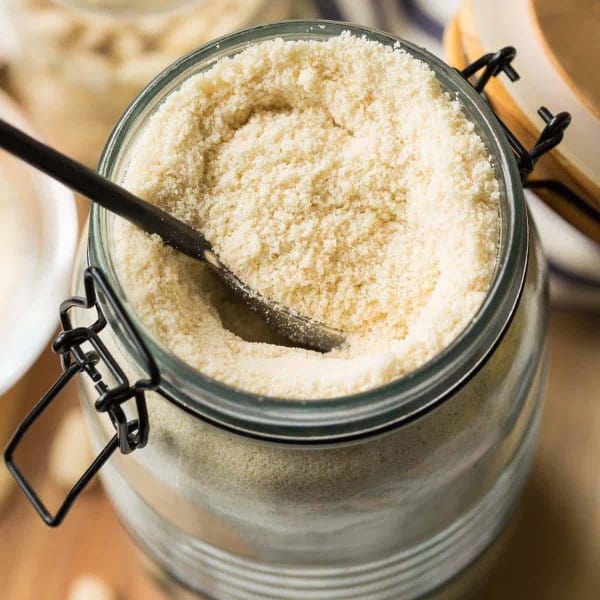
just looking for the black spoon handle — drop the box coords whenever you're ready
[0,118,211,261]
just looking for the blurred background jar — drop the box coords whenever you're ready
[2,0,299,167]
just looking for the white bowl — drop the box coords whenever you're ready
[0,90,78,395]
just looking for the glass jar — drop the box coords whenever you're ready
[3,0,297,166]
[68,21,546,600]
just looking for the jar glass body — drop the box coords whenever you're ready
[75,234,547,599]
[73,22,548,600]
[4,0,298,165]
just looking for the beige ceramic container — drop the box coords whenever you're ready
[446,0,600,245]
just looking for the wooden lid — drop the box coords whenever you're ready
[531,0,600,121]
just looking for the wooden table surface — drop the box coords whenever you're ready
[0,306,599,599]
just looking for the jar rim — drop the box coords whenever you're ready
[91,20,529,443]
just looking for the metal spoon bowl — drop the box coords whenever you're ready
[0,118,344,352]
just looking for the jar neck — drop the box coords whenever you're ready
[90,20,529,443]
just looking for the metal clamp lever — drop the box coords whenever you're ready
[459,47,600,242]
[4,266,159,526]
[459,46,572,177]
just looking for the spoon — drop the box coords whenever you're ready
[0,118,344,352]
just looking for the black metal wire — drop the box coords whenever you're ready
[3,267,159,526]
[460,46,519,92]
[524,179,600,223]
[459,47,577,184]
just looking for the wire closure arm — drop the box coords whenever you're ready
[3,267,159,526]
[458,47,600,242]
[459,46,572,177]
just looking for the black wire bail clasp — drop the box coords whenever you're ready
[460,47,600,241]
[459,46,572,177]
[4,266,160,527]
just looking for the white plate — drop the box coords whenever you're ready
[0,91,78,395]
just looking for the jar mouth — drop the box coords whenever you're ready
[91,20,528,443]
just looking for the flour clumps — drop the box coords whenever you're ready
[115,34,500,399]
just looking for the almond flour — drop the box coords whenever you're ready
[115,34,500,399]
